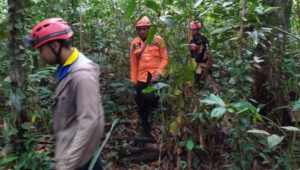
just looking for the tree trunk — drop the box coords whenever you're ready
[8,0,27,130]
[238,0,247,60]
[252,0,293,125]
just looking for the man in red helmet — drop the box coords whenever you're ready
[26,18,104,170]
[189,21,212,85]
[130,16,168,138]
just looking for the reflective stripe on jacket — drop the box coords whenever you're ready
[130,36,168,83]
[53,52,105,170]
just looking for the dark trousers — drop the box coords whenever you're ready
[135,73,159,136]
[76,156,103,170]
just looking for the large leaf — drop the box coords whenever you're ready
[147,25,157,44]
[211,107,226,118]
[281,126,300,132]
[267,135,284,148]
[200,94,225,107]
[125,0,135,19]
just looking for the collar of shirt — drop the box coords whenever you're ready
[63,47,79,66]
[56,48,79,82]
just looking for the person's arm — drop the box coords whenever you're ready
[201,36,210,60]
[151,38,168,82]
[56,73,104,169]
[130,44,138,84]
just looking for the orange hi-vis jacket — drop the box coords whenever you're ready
[130,36,168,83]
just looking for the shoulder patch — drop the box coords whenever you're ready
[134,43,141,49]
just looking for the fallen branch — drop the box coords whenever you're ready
[111,136,156,143]
[121,150,162,163]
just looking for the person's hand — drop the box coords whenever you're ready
[199,63,207,69]
[151,75,161,82]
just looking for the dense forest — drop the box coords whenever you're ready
[0,0,300,169]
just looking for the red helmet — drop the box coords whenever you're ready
[26,18,73,48]
[136,16,151,27]
[189,21,201,30]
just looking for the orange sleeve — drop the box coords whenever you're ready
[157,38,168,76]
[130,43,138,84]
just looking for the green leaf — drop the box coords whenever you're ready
[159,15,175,27]
[194,0,203,8]
[147,25,157,44]
[294,73,300,78]
[167,0,174,4]
[267,135,284,148]
[199,5,215,17]
[179,141,185,147]
[142,86,156,94]
[281,126,300,132]
[0,155,18,165]
[292,99,300,111]
[259,152,266,159]
[211,26,231,35]
[211,107,226,118]
[253,30,259,46]
[247,129,270,135]
[255,6,264,15]
[186,140,194,151]
[145,0,160,12]
[125,0,135,19]
[200,94,225,107]
[223,2,233,7]
[264,7,280,14]
[0,51,6,59]
[234,101,255,110]
[253,112,264,123]
[153,82,170,90]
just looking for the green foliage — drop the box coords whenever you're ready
[0,0,299,169]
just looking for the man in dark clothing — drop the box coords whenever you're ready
[189,21,212,85]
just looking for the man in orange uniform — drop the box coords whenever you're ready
[130,16,168,137]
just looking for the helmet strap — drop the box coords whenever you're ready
[47,42,63,64]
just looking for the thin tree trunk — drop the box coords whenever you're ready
[8,0,26,129]
[238,0,247,60]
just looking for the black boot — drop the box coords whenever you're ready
[195,73,201,86]
[142,122,152,138]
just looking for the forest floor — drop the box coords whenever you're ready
[102,105,164,170]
